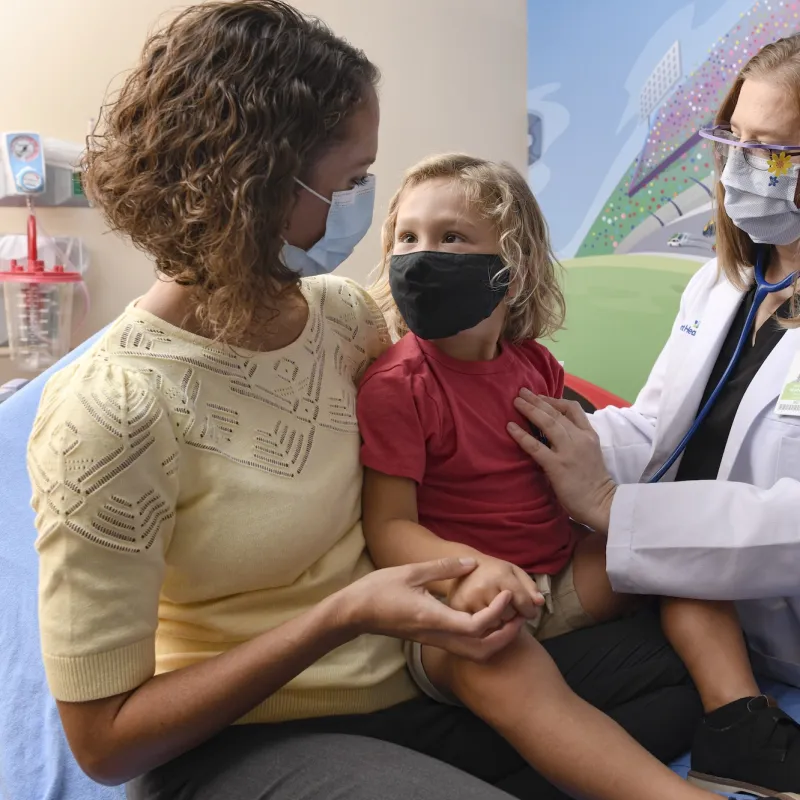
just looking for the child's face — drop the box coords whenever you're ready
[393,178,500,256]
[391,178,508,346]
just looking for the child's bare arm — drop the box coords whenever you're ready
[362,468,479,596]
[362,468,542,617]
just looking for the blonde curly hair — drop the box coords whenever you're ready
[84,0,379,343]
[370,154,565,343]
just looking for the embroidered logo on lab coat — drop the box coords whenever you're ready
[679,319,700,337]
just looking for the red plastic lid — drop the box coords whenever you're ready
[0,260,82,283]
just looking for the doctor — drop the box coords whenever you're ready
[509,34,800,798]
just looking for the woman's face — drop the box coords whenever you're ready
[727,77,800,215]
[731,78,800,147]
[284,89,379,251]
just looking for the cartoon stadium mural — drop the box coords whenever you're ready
[528,0,800,402]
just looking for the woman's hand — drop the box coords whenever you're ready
[448,556,544,622]
[507,389,617,534]
[338,558,525,663]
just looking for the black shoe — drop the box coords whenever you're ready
[689,696,800,797]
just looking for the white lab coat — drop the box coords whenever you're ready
[591,257,800,688]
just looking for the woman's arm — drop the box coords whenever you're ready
[509,393,800,601]
[57,557,520,786]
[605,477,800,600]
[589,352,666,485]
[58,590,351,784]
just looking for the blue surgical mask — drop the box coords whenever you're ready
[281,175,376,276]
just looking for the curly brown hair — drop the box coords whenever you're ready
[85,0,379,342]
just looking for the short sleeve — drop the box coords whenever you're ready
[517,341,564,398]
[549,352,565,399]
[529,342,564,399]
[357,366,427,484]
[28,360,180,702]
[340,277,391,376]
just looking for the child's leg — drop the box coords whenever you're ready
[660,598,759,712]
[661,598,800,795]
[568,530,632,622]
[421,633,715,800]
[569,538,759,713]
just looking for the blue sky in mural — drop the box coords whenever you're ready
[527,0,750,256]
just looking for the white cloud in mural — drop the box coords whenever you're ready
[527,83,570,193]
[560,123,648,258]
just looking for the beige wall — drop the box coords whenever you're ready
[0,0,527,384]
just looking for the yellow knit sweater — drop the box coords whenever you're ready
[28,274,417,722]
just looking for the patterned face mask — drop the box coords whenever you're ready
[721,147,800,246]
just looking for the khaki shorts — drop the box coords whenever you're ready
[406,560,594,705]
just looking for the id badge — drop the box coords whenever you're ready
[776,350,800,417]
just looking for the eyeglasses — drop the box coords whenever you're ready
[699,125,800,172]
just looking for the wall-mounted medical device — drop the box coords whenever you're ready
[0,132,89,208]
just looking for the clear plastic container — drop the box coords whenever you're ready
[0,259,83,372]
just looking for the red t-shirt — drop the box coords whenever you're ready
[357,334,576,574]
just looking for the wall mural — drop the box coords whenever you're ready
[529,0,800,402]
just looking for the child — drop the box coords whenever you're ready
[357,154,793,800]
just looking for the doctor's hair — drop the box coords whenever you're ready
[83,0,379,343]
[714,34,800,326]
[370,154,566,343]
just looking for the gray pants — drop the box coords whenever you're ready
[127,609,702,800]
[128,728,516,800]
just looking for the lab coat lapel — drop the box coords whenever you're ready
[718,325,800,479]
[643,277,744,481]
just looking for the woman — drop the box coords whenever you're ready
[27,3,701,799]
[510,35,800,799]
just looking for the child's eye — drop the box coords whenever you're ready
[352,175,370,187]
[398,232,417,243]
[443,232,465,244]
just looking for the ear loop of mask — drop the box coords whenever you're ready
[283,179,331,246]
[295,178,332,206]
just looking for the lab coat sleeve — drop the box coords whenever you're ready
[607,477,800,600]
[589,262,715,485]
[589,347,667,485]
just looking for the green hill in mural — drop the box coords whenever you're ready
[547,255,698,401]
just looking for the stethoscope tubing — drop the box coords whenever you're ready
[648,247,797,483]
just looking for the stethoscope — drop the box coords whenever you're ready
[648,246,797,483]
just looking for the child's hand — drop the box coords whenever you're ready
[448,556,545,621]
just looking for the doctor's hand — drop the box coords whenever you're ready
[508,389,617,535]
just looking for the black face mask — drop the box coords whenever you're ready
[389,251,508,340]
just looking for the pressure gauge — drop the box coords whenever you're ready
[3,132,46,195]
[10,135,40,161]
